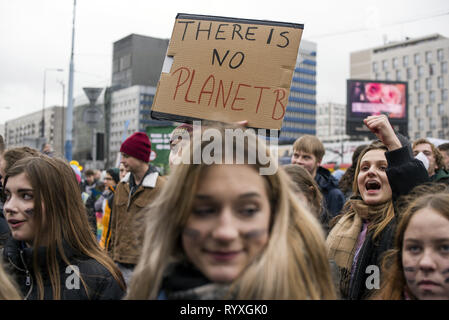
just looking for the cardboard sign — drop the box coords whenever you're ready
[151,13,304,130]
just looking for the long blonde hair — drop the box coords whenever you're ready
[0,261,22,300]
[5,156,125,299]
[126,125,337,299]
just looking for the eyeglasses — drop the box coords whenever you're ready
[104,177,113,181]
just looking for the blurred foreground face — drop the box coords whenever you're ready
[119,163,127,180]
[402,208,449,300]
[182,165,271,283]
[357,149,392,205]
[3,173,36,245]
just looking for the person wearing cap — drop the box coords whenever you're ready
[108,132,165,285]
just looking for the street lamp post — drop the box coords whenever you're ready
[58,80,65,155]
[42,68,63,139]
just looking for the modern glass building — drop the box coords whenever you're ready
[279,39,317,143]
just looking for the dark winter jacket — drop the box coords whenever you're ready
[315,166,346,218]
[2,237,125,300]
[346,144,429,300]
[431,168,449,185]
[158,262,230,300]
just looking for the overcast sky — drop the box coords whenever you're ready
[1,0,448,124]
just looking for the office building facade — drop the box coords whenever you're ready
[280,39,317,143]
[317,102,348,142]
[350,34,449,140]
[112,34,169,89]
[3,106,66,155]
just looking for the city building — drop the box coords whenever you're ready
[317,102,348,142]
[350,34,449,140]
[72,92,105,167]
[3,106,65,155]
[279,39,317,143]
[112,34,169,89]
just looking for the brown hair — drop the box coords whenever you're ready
[338,144,368,195]
[0,261,22,300]
[292,135,325,162]
[1,146,40,173]
[283,164,323,218]
[4,156,125,299]
[372,191,449,300]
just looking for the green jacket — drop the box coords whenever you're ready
[431,168,449,184]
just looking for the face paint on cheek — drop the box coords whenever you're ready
[403,266,417,284]
[243,229,268,240]
[24,208,34,216]
[183,227,202,241]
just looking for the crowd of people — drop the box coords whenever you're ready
[0,114,448,300]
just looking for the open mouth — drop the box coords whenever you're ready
[365,180,381,191]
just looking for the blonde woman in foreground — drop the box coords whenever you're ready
[126,124,337,300]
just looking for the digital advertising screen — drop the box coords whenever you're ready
[346,79,408,137]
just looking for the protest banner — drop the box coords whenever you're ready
[151,13,303,130]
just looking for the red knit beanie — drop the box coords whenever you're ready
[120,132,151,163]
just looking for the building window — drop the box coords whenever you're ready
[372,61,378,72]
[374,73,380,80]
[415,106,420,117]
[414,53,421,65]
[426,105,432,117]
[438,131,444,139]
[426,131,433,138]
[385,71,390,80]
[418,92,424,104]
[425,51,432,63]
[443,116,449,128]
[418,65,424,77]
[429,91,435,104]
[429,118,437,130]
[414,79,420,91]
[429,63,435,76]
[437,49,444,61]
[406,68,412,79]
[392,57,398,69]
[396,70,401,80]
[438,76,444,89]
[382,60,388,71]
[438,103,444,116]
[442,61,448,74]
[403,55,409,67]
[443,89,448,101]
[426,78,432,90]
[415,132,420,139]
[418,118,424,131]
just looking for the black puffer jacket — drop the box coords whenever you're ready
[2,237,125,300]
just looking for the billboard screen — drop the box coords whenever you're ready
[346,79,408,137]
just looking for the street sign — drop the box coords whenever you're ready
[83,87,103,107]
[82,106,103,124]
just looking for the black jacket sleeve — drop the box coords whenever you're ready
[385,145,430,201]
